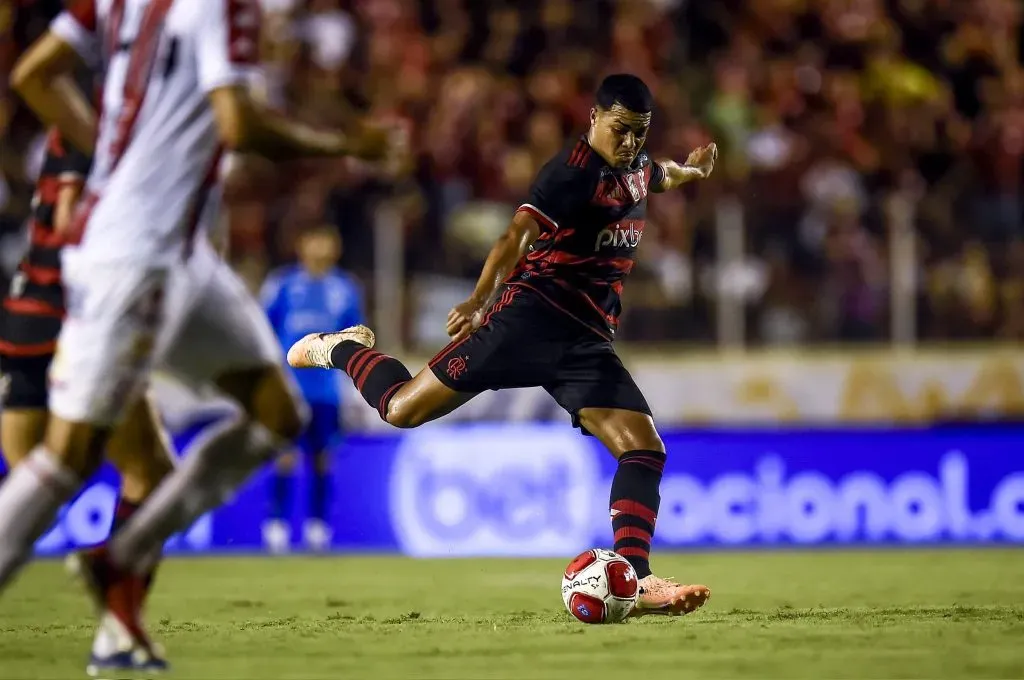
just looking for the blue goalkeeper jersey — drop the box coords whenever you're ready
[261,265,364,405]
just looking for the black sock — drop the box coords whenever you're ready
[309,469,330,522]
[610,449,666,580]
[268,471,292,520]
[111,497,141,533]
[329,341,412,420]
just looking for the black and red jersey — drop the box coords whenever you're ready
[510,136,665,341]
[0,129,91,359]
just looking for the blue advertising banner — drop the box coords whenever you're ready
[19,422,1024,556]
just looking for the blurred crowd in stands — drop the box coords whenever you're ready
[2,0,1023,348]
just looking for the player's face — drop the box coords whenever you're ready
[299,231,341,275]
[590,104,651,168]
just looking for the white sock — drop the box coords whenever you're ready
[108,413,281,571]
[0,446,80,591]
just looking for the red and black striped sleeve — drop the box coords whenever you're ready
[515,149,595,234]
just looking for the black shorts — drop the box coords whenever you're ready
[0,303,61,410]
[0,354,52,409]
[429,285,651,435]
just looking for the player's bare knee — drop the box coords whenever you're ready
[121,449,174,497]
[384,401,423,429]
[383,392,436,429]
[579,408,664,457]
[0,409,48,466]
[119,463,165,502]
[263,392,304,442]
[106,397,174,491]
[42,417,110,477]
[609,422,664,456]
[217,366,304,442]
[381,373,467,429]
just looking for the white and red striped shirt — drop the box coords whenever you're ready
[52,0,261,265]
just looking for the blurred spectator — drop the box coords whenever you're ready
[3,0,1024,349]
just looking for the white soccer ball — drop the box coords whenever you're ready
[560,548,639,624]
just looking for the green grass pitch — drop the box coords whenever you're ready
[2,549,1023,679]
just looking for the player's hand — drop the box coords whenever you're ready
[684,142,718,179]
[446,298,486,342]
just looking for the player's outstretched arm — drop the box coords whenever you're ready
[10,32,96,155]
[651,142,718,193]
[207,87,390,162]
[446,211,541,342]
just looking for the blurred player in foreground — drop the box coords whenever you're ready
[1,21,181,668]
[261,224,363,552]
[0,0,393,673]
[292,74,717,618]
[0,122,181,672]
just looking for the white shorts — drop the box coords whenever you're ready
[49,239,286,425]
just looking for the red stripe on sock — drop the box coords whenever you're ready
[356,354,388,393]
[615,547,650,559]
[611,499,657,525]
[345,347,372,375]
[115,499,140,519]
[349,349,378,380]
[621,457,665,473]
[614,526,652,545]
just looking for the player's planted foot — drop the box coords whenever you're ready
[630,575,710,617]
[66,548,168,672]
[84,612,151,678]
[287,325,375,369]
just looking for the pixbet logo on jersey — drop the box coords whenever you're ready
[388,425,600,556]
[594,220,645,251]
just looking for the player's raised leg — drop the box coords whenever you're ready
[575,404,711,617]
[287,327,478,429]
[288,205,546,427]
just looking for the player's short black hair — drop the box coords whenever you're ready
[595,74,653,114]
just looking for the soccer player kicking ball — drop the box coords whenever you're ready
[289,74,715,617]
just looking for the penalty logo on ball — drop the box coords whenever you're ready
[560,548,639,624]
